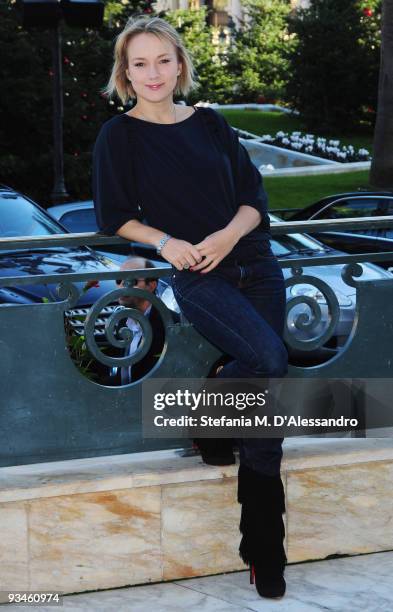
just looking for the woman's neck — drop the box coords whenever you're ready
[131,98,177,124]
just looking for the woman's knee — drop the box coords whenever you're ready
[248,340,288,377]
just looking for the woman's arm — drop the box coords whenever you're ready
[225,204,262,242]
[116,219,202,271]
[190,205,262,274]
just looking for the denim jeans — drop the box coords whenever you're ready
[171,240,288,477]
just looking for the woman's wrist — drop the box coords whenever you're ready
[156,233,172,255]
[224,206,262,244]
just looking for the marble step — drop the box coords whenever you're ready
[0,438,392,599]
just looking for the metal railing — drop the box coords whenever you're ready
[1,216,393,466]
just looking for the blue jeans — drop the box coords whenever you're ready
[171,240,288,477]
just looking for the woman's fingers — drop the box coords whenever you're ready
[190,259,208,271]
[161,239,203,269]
[189,245,204,263]
[181,256,196,269]
[200,259,219,273]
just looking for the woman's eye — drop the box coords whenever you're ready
[134,60,170,67]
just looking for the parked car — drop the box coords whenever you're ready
[47,200,132,262]
[47,200,99,233]
[287,191,393,271]
[0,186,124,382]
[46,200,392,366]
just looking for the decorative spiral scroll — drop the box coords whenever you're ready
[84,287,175,368]
[284,267,341,352]
[55,281,81,308]
[341,262,364,289]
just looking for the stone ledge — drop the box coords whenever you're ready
[0,438,392,597]
[0,438,392,504]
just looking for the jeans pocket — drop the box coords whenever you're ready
[172,270,203,300]
[248,255,285,285]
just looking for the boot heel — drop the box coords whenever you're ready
[250,564,255,585]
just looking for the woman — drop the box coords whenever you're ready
[93,15,288,599]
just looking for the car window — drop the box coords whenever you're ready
[0,194,63,236]
[60,209,98,233]
[312,198,383,220]
[313,197,393,238]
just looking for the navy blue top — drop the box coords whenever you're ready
[92,106,271,262]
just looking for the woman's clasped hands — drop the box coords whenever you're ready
[160,228,239,273]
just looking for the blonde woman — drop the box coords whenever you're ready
[93,15,288,599]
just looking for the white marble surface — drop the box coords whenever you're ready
[286,459,393,561]
[1,439,393,504]
[5,550,393,611]
[27,487,162,593]
[161,477,243,579]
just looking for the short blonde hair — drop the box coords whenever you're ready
[104,15,197,104]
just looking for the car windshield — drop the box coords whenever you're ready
[0,193,63,237]
[271,235,326,257]
[269,213,327,255]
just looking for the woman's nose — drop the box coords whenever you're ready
[147,64,160,79]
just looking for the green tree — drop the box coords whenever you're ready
[0,1,154,205]
[286,0,382,131]
[0,2,53,202]
[358,1,382,115]
[226,0,294,104]
[370,0,393,188]
[165,8,234,104]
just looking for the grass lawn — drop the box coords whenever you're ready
[264,170,371,211]
[219,109,374,153]
[216,109,373,212]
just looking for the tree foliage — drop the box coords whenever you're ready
[227,0,294,103]
[0,0,383,203]
[370,0,393,188]
[165,8,235,104]
[286,0,382,131]
[0,0,153,204]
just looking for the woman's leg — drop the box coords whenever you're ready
[172,256,287,476]
[233,256,287,597]
[172,254,288,598]
[171,262,287,382]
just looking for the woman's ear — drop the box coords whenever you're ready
[177,61,182,77]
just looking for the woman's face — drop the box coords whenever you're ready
[125,32,181,103]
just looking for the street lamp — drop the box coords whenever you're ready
[21,0,104,204]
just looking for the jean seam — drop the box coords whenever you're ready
[174,289,263,366]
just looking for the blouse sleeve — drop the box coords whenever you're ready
[212,110,269,222]
[92,119,143,235]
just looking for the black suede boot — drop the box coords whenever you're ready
[237,463,287,599]
[193,438,236,465]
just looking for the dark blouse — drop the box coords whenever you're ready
[92,106,271,261]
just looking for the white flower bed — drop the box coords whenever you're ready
[257,131,371,163]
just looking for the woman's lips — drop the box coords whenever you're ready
[146,84,163,90]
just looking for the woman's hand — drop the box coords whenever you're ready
[191,228,239,273]
[161,237,203,271]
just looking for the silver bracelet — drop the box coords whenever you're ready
[156,233,172,255]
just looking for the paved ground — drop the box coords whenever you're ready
[3,550,393,612]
